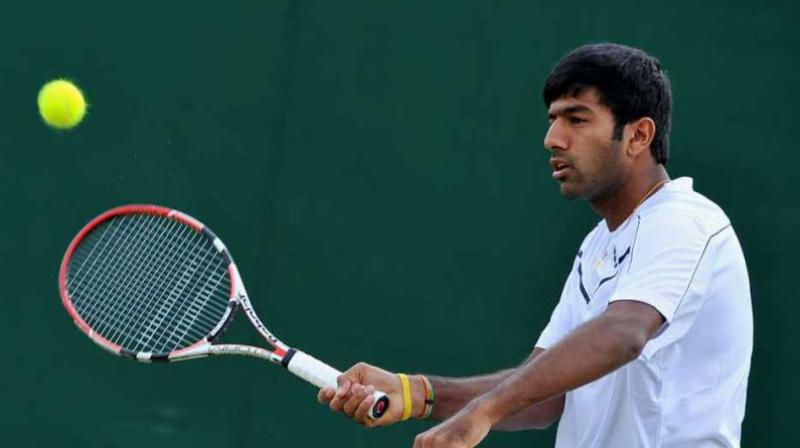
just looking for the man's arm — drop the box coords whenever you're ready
[425,348,563,430]
[411,300,664,447]
[318,348,564,430]
[479,300,663,423]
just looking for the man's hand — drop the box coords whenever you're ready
[317,362,408,427]
[413,404,492,448]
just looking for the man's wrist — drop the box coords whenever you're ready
[467,393,505,426]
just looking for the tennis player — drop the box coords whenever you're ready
[318,43,753,448]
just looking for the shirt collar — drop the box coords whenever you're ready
[665,176,693,192]
[605,177,693,235]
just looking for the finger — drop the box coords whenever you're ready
[343,384,370,416]
[329,382,352,412]
[317,387,335,404]
[336,374,353,395]
[353,385,376,424]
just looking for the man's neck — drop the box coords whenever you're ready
[591,166,670,232]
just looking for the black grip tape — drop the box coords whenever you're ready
[280,348,297,369]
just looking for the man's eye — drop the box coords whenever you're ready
[569,117,587,124]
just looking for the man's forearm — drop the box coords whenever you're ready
[473,302,661,425]
[413,348,563,430]
[424,370,515,420]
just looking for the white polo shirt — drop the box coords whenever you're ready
[536,177,753,448]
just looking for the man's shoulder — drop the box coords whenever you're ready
[639,183,731,238]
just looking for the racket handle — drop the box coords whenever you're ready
[284,349,390,420]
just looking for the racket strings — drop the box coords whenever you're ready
[70,215,146,318]
[71,214,184,340]
[108,217,193,346]
[78,215,178,334]
[67,214,231,353]
[122,232,228,352]
[138,232,230,352]
[155,256,230,349]
[126,220,206,351]
[73,215,228,352]
[136,230,224,352]
[100,217,201,348]
[81,215,164,331]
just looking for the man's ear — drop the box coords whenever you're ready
[626,117,656,158]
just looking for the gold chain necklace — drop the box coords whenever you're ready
[601,179,670,263]
[633,179,670,211]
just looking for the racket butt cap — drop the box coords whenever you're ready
[372,394,390,419]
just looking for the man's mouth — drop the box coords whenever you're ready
[550,158,572,180]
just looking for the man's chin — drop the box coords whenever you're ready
[558,182,582,200]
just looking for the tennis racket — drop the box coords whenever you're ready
[58,204,389,420]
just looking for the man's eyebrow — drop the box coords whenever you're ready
[547,105,593,119]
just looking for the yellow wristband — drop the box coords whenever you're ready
[398,373,413,421]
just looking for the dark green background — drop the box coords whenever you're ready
[1,1,797,446]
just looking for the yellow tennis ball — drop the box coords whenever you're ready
[37,79,87,129]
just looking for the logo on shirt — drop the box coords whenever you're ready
[576,247,631,303]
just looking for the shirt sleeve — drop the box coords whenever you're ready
[609,211,721,358]
[536,269,576,349]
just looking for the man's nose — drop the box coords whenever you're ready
[544,120,568,152]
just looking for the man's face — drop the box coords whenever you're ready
[544,88,627,201]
